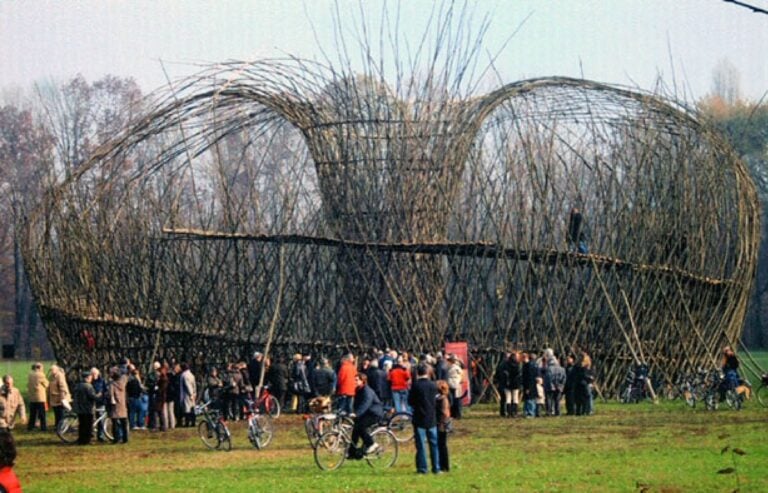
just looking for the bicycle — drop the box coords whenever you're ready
[243,398,274,449]
[196,400,232,451]
[618,364,653,404]
[57,406,113,444]
[702,370,744,411]
[313,415,399,471]
[252,386,281,419]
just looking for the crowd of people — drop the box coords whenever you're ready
[0,342,750,484]
[495,348,595,418]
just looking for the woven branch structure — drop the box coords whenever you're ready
[21,60,760,393]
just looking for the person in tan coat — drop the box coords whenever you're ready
[48,365,71,430]
[27,362,49,431]
[108,367,128,443]
[0,377,26,430]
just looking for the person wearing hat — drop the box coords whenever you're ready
[73,370,101,445]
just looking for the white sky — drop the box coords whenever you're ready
[1,0,767,102]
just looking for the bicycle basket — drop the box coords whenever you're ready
[309,396,331,413]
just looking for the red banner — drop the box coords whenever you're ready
[444,341,471,406]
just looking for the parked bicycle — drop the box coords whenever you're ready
[313,413,399,471]
[618,364,653,403]
[253,385,281,419]
[243,398,274,449]
[57,406,113,444]
[196,400,232,451]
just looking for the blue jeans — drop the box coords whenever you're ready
[524,399,537,417]
[392,390,409,413]
[414,426,440,473]
[336,395,354,415]
[128,397,143,429]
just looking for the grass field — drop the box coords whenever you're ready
[5,355,768,492]
[11,397,767,492]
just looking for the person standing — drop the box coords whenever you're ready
[180,363,197,427]
[310,358,335,399]
[0,377,25,430]
[545,354,566,416]
[435,380,452,473]
[408,364,441,474]
[336,354,357,414]
[127,367,146,430]
[446,355,464,419]
[48,364,71,431]
[109,367,129,443]
[495,353,511,417]
[521,352,538,418]
[27,362,49,432]
[73,370,100,445]
[388,356,411,413]
[266,356,289,407]
[90,368,108,441]
[145,362,160,430]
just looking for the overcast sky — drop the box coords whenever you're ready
[1,0,767,102]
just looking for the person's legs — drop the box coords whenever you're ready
[426,426,440,473]
[53,405,64,430]
[78,413,93,445]
[413,426,428,473]
[437,430,449,472]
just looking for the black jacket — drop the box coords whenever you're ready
[366,367,388,401]
[521,361,538,398]
[354,385,384,419]
[311,367,336,396]
[507,360,522,389]
[408,377,438,429]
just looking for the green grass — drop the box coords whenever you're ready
[13,400,768,492]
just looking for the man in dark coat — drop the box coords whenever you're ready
[507,351,522,418]
[365,359,388,402]
[495,353,510,417]
[247,352,264,389]
[73,371,100,445]
[265,356,289,407]
[407,364,441,474]
[310,358,336,398]
[351,374,384,456]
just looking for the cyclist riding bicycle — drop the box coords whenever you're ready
[349,373,384,458]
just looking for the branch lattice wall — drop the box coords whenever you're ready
[22,65,759,393]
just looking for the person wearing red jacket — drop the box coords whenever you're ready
[388,356,411,413]
[336,354,357,414]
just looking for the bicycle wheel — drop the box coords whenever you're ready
[304,416,318,447]
[705,392,718,411]
[216,421,232,451]
[314,431,347,471]
[725,389,742,410]
[57,412,79,444]
[249,414,273,449]
[257,395,280,419]
[387,412,413,443]
[198,420,218,449]
[366,429,398,470]
[101,416,114,441]
[756,384,768,408]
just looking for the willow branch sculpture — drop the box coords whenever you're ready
[20,47,759,394]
